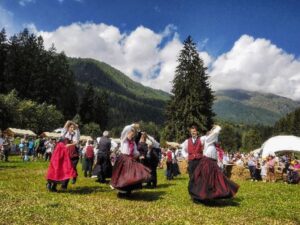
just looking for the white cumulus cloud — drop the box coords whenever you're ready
[0,5,15,34]
[210,34,300,99]
[38,22,211,93]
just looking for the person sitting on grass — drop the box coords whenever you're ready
[287,160,300,184]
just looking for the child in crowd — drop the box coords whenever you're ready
[260,160,267,182]
[254,161,262,181]
[83,140,95,177]
[166,148,174,180]
[267,155,276,182]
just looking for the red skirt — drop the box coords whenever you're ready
[46,142,77,182]
[189,157,239,200]
[110,154,151,191]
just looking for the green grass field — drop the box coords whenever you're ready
[0,157,299,225]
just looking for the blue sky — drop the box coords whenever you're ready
[1,0,300,99]
[2,0,300,56]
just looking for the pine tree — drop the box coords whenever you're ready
[219,124,241,152]
[242,129,262,152]
[273,108,300,136]
[79,84,95,124]
[164,36,215,142]
[2,29,78,119]
[0,28,7,92]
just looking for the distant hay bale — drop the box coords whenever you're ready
[230,165,284,181]
[178,160,188,174]
[230,166,250,181]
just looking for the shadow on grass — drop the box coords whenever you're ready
[66,185,111,194]
[173,176,188,181]
[193,197,241,207]
[121,191,166,202]
[156,183,175,189]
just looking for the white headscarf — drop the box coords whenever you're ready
[120,124,135,142]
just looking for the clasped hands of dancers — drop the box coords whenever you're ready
[46,121,239,201]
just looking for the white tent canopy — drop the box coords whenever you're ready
[4,128,36,137]
[41,132,61,139]
[261,135,300,158]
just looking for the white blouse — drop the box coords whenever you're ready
[203,126,221,160]
[61,128,80,143]
[180,126,221,160]
[120,124,139,157]
[181,136,206,159]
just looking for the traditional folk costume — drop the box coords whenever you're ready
[92,134,116,183]
[83,142,95,177]
[216,144,224,170]
[61,127,80,187]
[46,142,77,191]
[110,124,151,195]
[137,138,148,165]
[144,135,160,187]
[182,126,239,201]
[166,149,174,180]
[172,150,181,177]
[144,146,159,187]
[46,125,80,191]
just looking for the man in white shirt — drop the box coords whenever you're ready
[181,126,206,179]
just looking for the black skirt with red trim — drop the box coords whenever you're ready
[189,157,239,201]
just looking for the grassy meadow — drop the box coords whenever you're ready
[0,157,299,225]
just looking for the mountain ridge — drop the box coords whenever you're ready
[69,57,300,126]
[214,89,300,125]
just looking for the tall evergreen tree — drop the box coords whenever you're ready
[164,36,215,142]
[219,124,241,152]
[0,28,7,91]
[273,108,300,136]
[242,129,262,152]
[1,28,78,119]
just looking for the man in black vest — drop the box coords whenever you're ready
[94,131,112,183]
[144,144,159,188]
